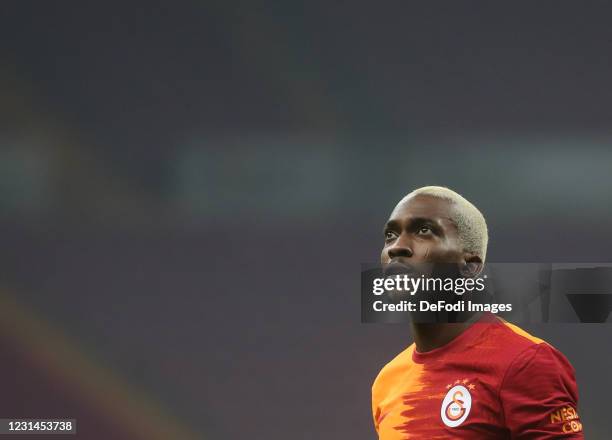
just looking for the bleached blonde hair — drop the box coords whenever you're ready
[402,186,489,262]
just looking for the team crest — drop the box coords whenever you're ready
[440,379,475,427]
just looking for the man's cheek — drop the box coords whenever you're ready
[423,247,430,259]
[427,246,461,262]
[410,245,430,260]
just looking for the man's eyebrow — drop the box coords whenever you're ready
[384,217,446,232]
[383,217,437,229]
[383,220,400,232]
[409,216,440,225]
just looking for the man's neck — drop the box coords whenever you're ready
[410,312,482,353]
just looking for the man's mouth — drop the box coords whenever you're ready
[383,260,417,277]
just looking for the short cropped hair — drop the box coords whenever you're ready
[402,186,489,262]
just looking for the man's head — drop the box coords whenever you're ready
[381,186,488,277]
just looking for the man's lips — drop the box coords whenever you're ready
[383,260,417,277]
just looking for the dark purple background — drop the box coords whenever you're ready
[0,1,610,438]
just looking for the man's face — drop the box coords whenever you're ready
[381,194,466,273]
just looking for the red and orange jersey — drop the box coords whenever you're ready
[372,313,583,439]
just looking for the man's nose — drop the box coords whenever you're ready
[387,238,414,259]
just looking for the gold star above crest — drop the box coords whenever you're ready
[468,383,476,390]
[462,378,469,384]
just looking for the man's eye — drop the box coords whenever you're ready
[417,226,432,235]
[384,231,397,241]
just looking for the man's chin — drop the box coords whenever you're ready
[386,288,423,303]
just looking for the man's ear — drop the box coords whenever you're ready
[460,254,483,278]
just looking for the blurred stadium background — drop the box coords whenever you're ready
[0,1,611,438]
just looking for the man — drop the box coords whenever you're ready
[371,186,583,439]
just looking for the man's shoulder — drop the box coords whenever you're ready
[478,317,547,355]
[372,343,416,391]
[372,318,574,394]
[490,318,546,345]
[489,320,576,381]
[475,317,575,379]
